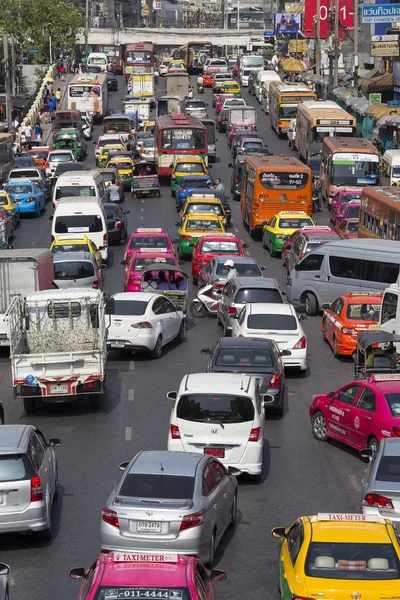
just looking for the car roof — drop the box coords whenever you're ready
[53,252,94,263]
[218,337,275,349]
[179,372,254,395]
[381,438,400,456]
[0,425,31,454]
[5,179,33,185]
[49,149,74,155]
[9,168,39,173]
[215,255,257,264]
[303,232,339,240]
[131,450,204,476]
[232,276,278,288]
[99,554,190,587]
[366,378,400,393]
[186,212,220,220]
[133,228,168,237]
[247,303,294,316]
[308,515,392,543]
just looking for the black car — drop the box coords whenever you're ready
[54,161,85,182]
[104,203,129,245]
[216,108,230,133]
[232,132,262,158]
[107,71,118,91]
[228,155,245,201]
[80,64,102,73]
[201,337,285,415]
[242,146,271,156]
[15,156,36,168]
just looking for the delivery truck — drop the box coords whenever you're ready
[129,73,155,106]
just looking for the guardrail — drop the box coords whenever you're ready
[17,63,57,141]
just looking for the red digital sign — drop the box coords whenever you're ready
[304,0,354,40]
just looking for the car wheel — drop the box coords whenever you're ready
[53,467,59,500]
[23,397,36,414]
[0,402,4,424]
[223,320,231,337]
[171,189,176,198]
[206,531,216,568]
[269,243,277,258]
[90,394,102,410]
[262,235,267,250]
[333,337,340,359]
[305,293,317,316]
[35,206,40,218]
[150,335,163,359]
[312,411,329,441]
[368,436,379,455]
[229,494,237,527]
[176,321,185,344]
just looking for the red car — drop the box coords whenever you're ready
[335,217,359,239]
[281,226,332,267]
[70,552,227,600]
[123,248,179,292]
[227,124,257,148]
[124,227,176,263]
[310,374,400,453]
[191,233,247,285]
[0,206,14,240]
[330,187,361,225]
[336,200,361,228]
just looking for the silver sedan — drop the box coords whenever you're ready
[0,564,9,600]
[100,450,239,566]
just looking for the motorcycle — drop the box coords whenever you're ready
[197,83,204,94]
[190,282,222,318]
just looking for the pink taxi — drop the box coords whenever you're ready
[70,552,227,600]
[124,227,177,263]
[227,124,257,148]
[216,94,235,114]
[123,248,178,292]
[310,374,400,453]
[330,188,361,225]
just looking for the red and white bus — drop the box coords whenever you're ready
[124,42,154,79]
[96,45,123,74]
[154,114,208,177]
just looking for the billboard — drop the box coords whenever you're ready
[275,12,301,33]
[304,0,354,39]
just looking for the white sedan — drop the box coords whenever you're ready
[138,137,155,162]
[106,292,185,359]
[231,302,308,372]
[0,564,9,600]
[159,58,172,76]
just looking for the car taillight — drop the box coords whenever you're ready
[269,373,281,388]
[214,282,225,289]
[103,233,108,248]
[362,493,394,509]
[249,428,260,442]
[116,181,120,187]
[341,327,356,335]
[26,197,36,203]
[131,321,153,329]
[93,280,100,289]
[228,307,237,314]
[179,508,205,531]
[234,178,239,184]
[115,221,122,228]
[291,596,314,600]
[179,189,184,193]
[77,142,81,147]
[222,217,227,225]
[30,475,43,502]
[393,426,400,437]
[275,234,285,239]
[102,507,119,528]
[293,336,306,350]
[171,424,181,439]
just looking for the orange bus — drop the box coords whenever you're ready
[320,137,380,204]
[359,186,400,240]
[241,155,312,237]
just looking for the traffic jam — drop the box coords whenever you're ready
[1,42,400,600]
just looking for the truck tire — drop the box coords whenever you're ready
[23,397,36,414]
[90,394,102,410]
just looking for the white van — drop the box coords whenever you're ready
[256,71,281,104]
[287,239,400,316]
[381,150,400,186]
[380,277,400,336]
[52,171,108,209]
[51,197,108,262]
[260,72,282,113]
[86,52,109,72]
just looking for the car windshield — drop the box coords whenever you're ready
[247,314,297,330]
[385,393,400,417]
[52,243,89,254]
[54,261,95,279]
[113,300,148,316]
[94,588,192,600]
[278,218,312,229]
[5,184,32,194]
[9,170,38,179]
[186,204,223,216]
[0,455,34,481]
[50,153,73,162]
[133,257,176,269]
[119,473,194,499]
[216,262,261,277]
[341,192,361,204]
[55,186,96,199]
[346,221,359,233]
[55,215,103,234]
[177,393,255,423]
[346,303,381,320]
[235,288,283,304]
[376,455,400,482]
[215,347,274,369]
[346,205,360,219]
[130,236,168,250]
[305,542,400,580]
[201,240,240,254]
[176,163,205,173]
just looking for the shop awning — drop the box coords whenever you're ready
[361,73,393,94]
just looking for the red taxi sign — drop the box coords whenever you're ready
[112,553,179,563]
[301,225,331,230]
[316,513,385,523]
[138,248,168,253]
[136,228,163,233]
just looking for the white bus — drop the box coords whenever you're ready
[86,52,109,72]
[67,73,108,122]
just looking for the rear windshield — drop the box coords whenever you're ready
[247,314,297,330]
[55,215,104,233]
[215,347,274,368]
[376,456,400,482]
[100,172,116,183]
[55,163,84,174]
[346,303,381,320]
[177,393,255,423]
[5,184,32,194]
[186,219,221,231]
[9,170,38,179]
[49,154,73,162]
[52,243,89,254]
[176,163,205,173]
[130,236,168,250]
[346,205,360,218]
[119,473,195,499]
[186,102,206,109]
[29,151,48,160]
[133,257,176,269]
[235,288,283,304]
[99,138,122,147]
[0,455,34,482]
[56,186,96,199]
[201,240,240,254]
[341,192,361,204]
[186,204,223,216]
[278,217,313,229]
[216,262,261,277]
[113,300,148,316]
[54,260,95,279]
[385,393,400,417]
[183,179,211,189]
[260,171,308,190]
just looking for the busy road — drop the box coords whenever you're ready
[0,73,364,600]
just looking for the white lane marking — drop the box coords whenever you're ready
[128,389,135,401]
[125,426,133,441]
[141,199,145,204]
[141,208,144,212]
[129,361,135,370]
[234,227,239,233]
[348,474,361,492]
[244,250,250,256]
[140,216,144,220]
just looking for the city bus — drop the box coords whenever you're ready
[0,133,14,186]
[124,42,154,79]
[154,114,208,177]
[359,187,400,240]
[269,82,316,137]
[67,73,108,122]
[320,137,380,204]
[241,155,313,237]
[172,41,212,74]
[96,44,123,74]
[296,100,357,162]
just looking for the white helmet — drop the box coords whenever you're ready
[224,259,234,268]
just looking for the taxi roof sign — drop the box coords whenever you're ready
[370,374,400,382]
[301,225,331,230]
[136,228,163,233]
[316,513,386,524]
[138,248,168,253]
[112,553,179,563]
[348,292,383,297]
[278,210,309,215]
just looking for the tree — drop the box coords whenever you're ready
[0,0,83,61]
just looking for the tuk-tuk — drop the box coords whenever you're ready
[141,264,188,314]
[53,128,86,161]
[353,330,400,380]
[52,109,82,135]
[131,162,160,199]
[201,119,216,163]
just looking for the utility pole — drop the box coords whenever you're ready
[3,34,12,130]
[237,0,240,30]
[315,0,321,75]
[333,0,339,87]
[328,0,334,83]
[85,0,89,50]
[10,36,16,96]
[353,0,359,90]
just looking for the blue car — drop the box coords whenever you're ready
[175,175,215,210]
[4,180,45,218]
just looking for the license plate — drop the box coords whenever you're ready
[50,384,68,394]
[137,521,161,533]
[204,448,225,458]
[111,341,125,347]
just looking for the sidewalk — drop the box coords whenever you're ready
[42,73,73,146]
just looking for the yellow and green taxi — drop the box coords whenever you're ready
[272,512,400,600]
[0,191,20,227]
[50,235,102,267]
[97,144,126,168]
[179,197,228,229]
[105,156,135,189]
[262,211,315,257]
[176,212,225,259]
[171,158,208,197]
[220,81,241,97]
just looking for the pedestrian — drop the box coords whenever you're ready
[108,182,121,203]
[34,120,42,140]
[59,64,65,81]
[214,178,225,198]
[56,60,62,78]
[55,87,62,108]
[23,122,33,147]
[50,93,57,114]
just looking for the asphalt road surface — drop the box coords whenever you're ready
[0,74,363,600]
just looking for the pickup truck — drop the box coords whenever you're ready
[7,288,107,414]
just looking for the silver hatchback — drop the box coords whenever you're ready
[0,425,61,539]
[53,252,105,290]
[100,450,238,566]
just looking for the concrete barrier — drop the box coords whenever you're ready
[17,63,57,141]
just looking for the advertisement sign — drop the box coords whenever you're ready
[371,34,400,56]
[275,12,301,33]
[304,0,353,39]
[285,2,303,13]
[361,3,400,22]
[289,39,308,53]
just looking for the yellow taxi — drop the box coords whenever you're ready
[262,211,315,257]
[143,121,155,134]
[97,144,126,168]
[179,197,228,229]
[171,157,208,197]
[272,512,400,600]
[220,81,241,97]
[105,156,135,190]
[176,212,225,259]
[167,61,186,73]
[50,235,103,267]
[0,191,20,227]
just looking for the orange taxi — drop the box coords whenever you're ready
[321,292,383,357]
[204,67,220,87]
[27,147,50,170]
[335,217,359,239]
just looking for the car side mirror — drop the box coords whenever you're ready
[327,391,335,399]
[242,243,249,249]
[201,347,211,354]
[48,438,61,447]
[70,567,86,579]
[262,394,274,407]
[299,314,307,322]
[120,260,126,265]
[230,312,238,319]
[175,221,181,226]
[167,391,177,400]
[124,210,130,215]
[294,264,300,271]
[100,264,107,271]
[49,215,53,221]
[271,526,286,539]
[210,569,227,582]
[0,564,9,576]
[118,461,129,471]
[360,448,373,460]
[228,466,241,477]
[321,303,330,309]
[260,266,266,271]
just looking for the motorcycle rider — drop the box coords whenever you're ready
[197,74,204,91]
[224,259,238,281]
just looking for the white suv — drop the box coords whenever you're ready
[231,303,308,372]
[167,372,266,479]
[46,150,76,177]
